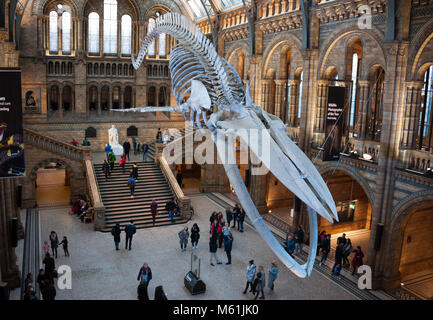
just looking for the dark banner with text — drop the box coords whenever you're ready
[323,85,345,161]
[0,69,25,177]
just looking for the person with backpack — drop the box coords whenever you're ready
[142,143,149,162]
[127,174,136,198]
[111,223,121,250]
[124,220,136,250]
[108,150,116,172]
[178,227,189,251]
[123,140,131,160]
[150,199,158,226]
[137,262,152,300]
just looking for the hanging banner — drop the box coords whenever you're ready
[0,69,25,177]
[323,85,345,161]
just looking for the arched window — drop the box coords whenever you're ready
[103,0,117,54]
[349,53,359,128]
[121,15,132,55]
[147,18,156,57]
[418,65,433,150]
[297,71,303,125]
[62,12,71,53]
[159,32,166,57]
[49,11,58,52]
[88,12,100,54]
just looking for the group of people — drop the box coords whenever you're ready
[71,196,93,222]
[111,220,137,250]
[327,233,364,277]
[136,262,168,300]
[123,138,150,162]
[225,204,246,232]
[243,260,279,300]
[43,230,69,259]
[283,226,305,257]
[156,128,170,144]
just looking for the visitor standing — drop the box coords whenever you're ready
[105,143,112,156]
[233,204,241,229]
[267,261,278,294]
[319,234,331,266]
[176,171,183,187]
[49,231,59,258]
[42,253,55,279]
[150,199,158,226]
[331,243,344,274]
[119,154,126,173]
[108,150,116,172]
[127,175,136,198]
[223,233,233,265]
[111,223,121,250]
[123,140,131,160]
[132,163,139,180]
[284,235,295,258]
[191,223,200,249]
[225,207,233,228]
[217,222,224,248]
[178,227,189,251]
[294,225,304,255]
[58,236,69,257]
[156,128,162,143]
[82,137,90,146]
[342,238,353,268]
[209,235,222,266]
[351,246,364,275]
[42,241,50,256]
[253,266,265,300]
[142,143,149,162]
[137,262,152,300]
[124,220,136,250]
[337,233,347,246]
[238,208,245,232]
[243,260,256,294]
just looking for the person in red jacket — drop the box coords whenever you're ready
[119,154,126,173]
[351,246,364,275]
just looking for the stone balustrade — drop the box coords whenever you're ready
[84,159,106,231]
[399,149,433,173]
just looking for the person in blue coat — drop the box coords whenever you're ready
[267,261,279,294]
[223,233,233,265]
[104,143,112,155]
[127,175,136,198]
[283,235,296,258]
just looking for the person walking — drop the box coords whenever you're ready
[150,199,158,226]
[351,246,364,275]
[331,243,344,274]
[132,163,139,180]
[319,234,331,266]
[58,236,69,257]
[294,225,304,255]
[142,143,149,162]
[191,223,200,249]
[137,262,152,300]
[102,159,110,180]
[154,285,168,300]
[243,260,256,294]
[267,262,278,294]
[123,140,131,160]
[49,231,59,258]
[119,154,127,173]
[209,235,222,266]
[111,223,121,250]
[104,143,112,156]
[253,266,265,300]
[225,207,233,228]
[223,233,233,265]
[107,150,116,172]
[178,227,189,251]
[127,175,136,198]
[124,220,136,250]
[238,208,245,232]
[342,238,353,268]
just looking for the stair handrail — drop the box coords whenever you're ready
[84,159,106,230]
[24,128,92,161]
[157,155,191,220]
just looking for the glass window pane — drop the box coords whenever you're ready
[121,15,131,55]
[350,53,359,127]
[147,18,155,56]
[104,0,117,54]
[62,12,71,53]
[88,12,99,54]
[159,33,166,57]
[49,11,58,52]
[297,71,303,120]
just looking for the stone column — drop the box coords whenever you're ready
[401,81,424,150]
[117,20,121,57]
[356,81,371,139]
[274,80,287,119]
[314,80,330,133]
[0,179,21,289]
[99,17,103,55]
[120,87,124,109]
[261,80,271,113]
[59,86,63,118]
[133,88,136,108]
[288,80,299,126]
[108,86,113,116]
[97,86,102,116]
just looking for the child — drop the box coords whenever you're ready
[58,236,69,257]
[42,241,50,256]
[332,263,341,277]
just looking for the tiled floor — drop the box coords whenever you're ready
[29,194,356,300]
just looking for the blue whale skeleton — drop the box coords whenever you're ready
[114,12,338,278]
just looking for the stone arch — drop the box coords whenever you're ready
[318,22,386,80]
[142,1,186,20]
[318,163,375,207]
[40,0,78,16]
[29,158,76,182]
[408,17,433,81]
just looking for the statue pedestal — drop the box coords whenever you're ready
[111,144,124,156]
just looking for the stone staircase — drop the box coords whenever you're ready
[94,144,188,232]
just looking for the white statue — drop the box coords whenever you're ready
[108,125,124,156]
